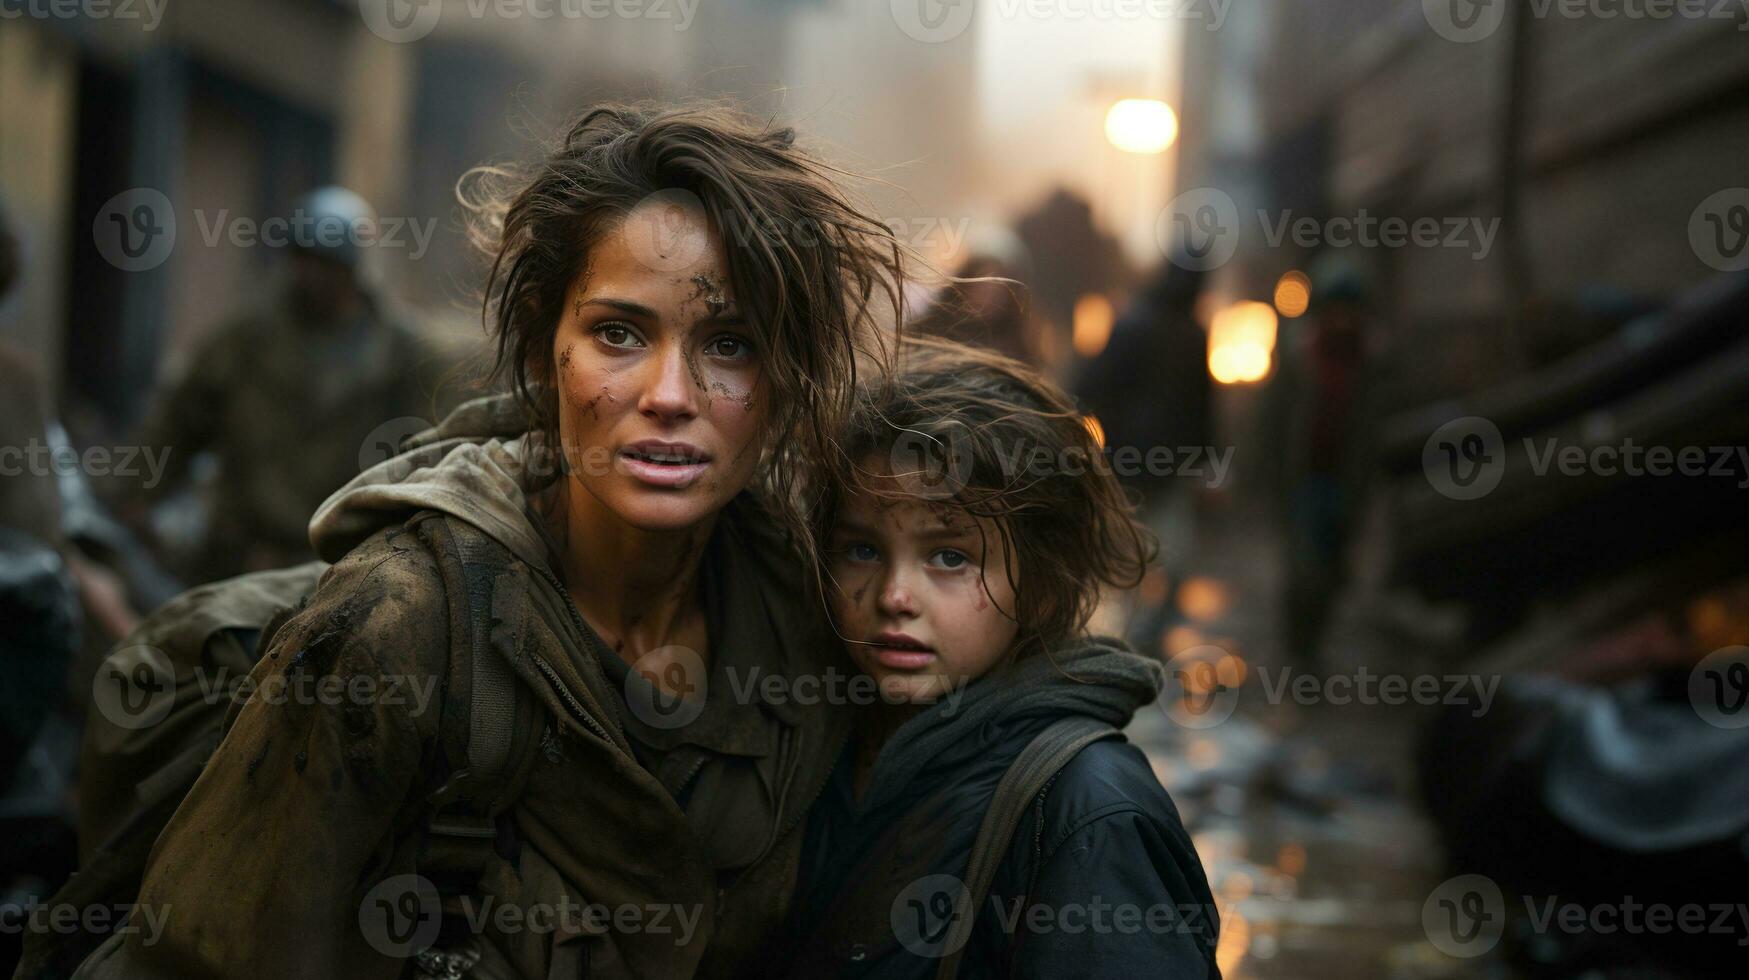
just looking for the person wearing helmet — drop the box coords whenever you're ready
[136,186,445,583]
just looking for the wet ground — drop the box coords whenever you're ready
[1114,502,1501,979]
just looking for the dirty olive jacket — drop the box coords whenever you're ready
[74,396,849,980]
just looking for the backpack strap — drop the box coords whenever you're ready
[417,515,547,887]
[934,716,1120,980]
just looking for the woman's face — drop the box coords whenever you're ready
[550,200,769,532]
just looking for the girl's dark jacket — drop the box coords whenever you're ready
[782,643,1221,979]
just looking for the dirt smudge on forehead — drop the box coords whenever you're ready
[927,501,974,531]
[689,273,728,317]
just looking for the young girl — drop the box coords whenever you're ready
[785,336,1221,978]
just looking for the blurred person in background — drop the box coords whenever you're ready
[1014,189,1133,373]
[134,186,443,584]
[1272,255,1379,665]
[0,200,76,790]
[0,198,150,750]
[0,200,108,975]
[907,227,1041,365]
[1072,263,1211,644]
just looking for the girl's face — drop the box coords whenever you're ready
[550,200,768,532]
[827,457,1021,703]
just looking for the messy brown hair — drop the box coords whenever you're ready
[460,100,912,559]
[814,335,1156,658]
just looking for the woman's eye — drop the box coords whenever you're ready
[930,549,970,570]
[705,335,753,360]
[594,323,642,348]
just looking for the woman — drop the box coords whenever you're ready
[73,103,909,980]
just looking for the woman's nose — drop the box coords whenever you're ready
[638,342,700,423]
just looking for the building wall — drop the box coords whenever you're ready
[0,2,419,424]
[0,22,80,387]
[1176,0,1749,397]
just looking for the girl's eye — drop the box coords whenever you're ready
[843,543,879,563]
[594,323,643,348]
[705,335,753,360]
[929,549,971,570]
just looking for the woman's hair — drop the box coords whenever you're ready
[814,335,1157,658]
[460,100,913,560]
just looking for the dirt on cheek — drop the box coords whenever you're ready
[710,379,758,414]
[683,346,710,402]
[559,343,574,369]
[576,381,619,422]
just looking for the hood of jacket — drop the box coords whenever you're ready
[857,637,1161,815]
[308,394,554,568]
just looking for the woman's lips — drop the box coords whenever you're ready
[618,441,711,488]
[619,452,710,488]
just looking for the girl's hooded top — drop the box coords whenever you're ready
[783,640,1222,979]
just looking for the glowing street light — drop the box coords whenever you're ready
[1104,99,1178,155]
[1207,301,1278,384]
[1072,292,1115,357]
[1273,270,1311,318]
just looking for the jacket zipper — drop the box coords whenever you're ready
[526,562,622,746]
[671,752,711,794]
[527,650,615,746]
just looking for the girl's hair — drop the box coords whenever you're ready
[814,335,1157,657]
[459,100,912,562]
